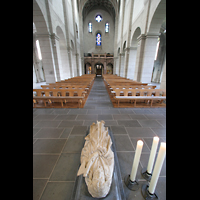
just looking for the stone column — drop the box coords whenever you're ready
[127,47,137,80]
[119,53,125,77]
[124,47,130,78]
[36,34,57,83]
[139,33,160,83]
[159,55,166,89]
[134,34,146,81]
[104,60,107,74]
[51,33,63,81]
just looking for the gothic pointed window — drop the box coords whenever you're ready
[96,33,101,46]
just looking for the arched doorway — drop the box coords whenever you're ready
[95,63,104,76]
[107,63,113,74]
[85,62,92,74]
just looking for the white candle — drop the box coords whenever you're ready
[147,136,159,174]
[148,142,166,194]
[130,140,143,182]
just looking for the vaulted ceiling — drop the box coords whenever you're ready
[81,0,117,21]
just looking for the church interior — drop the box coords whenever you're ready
[33,0,166,199]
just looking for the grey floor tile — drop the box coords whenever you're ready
[33,128,40,136]
[76,114,98,120]
[33,155,59,178]
[70,126,88,135]
[138,119,163,128]
[51,109,70,114]
[129,114,147,119]
[33,179,48,200]
[50,153,80,181]
[156,177,166,200]
[144,114,166,119]
[34,109,53,115]
[87,109,102,114]
[126,127,156,137]
[151,128,166,137]
[101,109,120,114]
[54,114,77,120]
[98,114,113,120]
[110,126,127,134]
[59,127,72,138]
[35,121,61,128]
[113,135,134,151]
[156,119,166,127]
[103,120,118,126]
[33,139,66,153]
[33,114,58,121]
[40,182,74,200]
[133,110,153,114]
[119,109,134,114]
[83,120,97,126]
[34,128,64,138]
[113,114,132,120]
[58,120,83,127]
[117,120,141,127]
[68,109,88,114]
[33,121,40,127]
[62,135,85,153]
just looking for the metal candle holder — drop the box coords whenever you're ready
[141,184,159,200]
[141,167,152,182]
[124,175,139,191]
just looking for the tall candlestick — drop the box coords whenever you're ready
[130,140,143,182]
[148,142,166,195]
[147,136,159,174]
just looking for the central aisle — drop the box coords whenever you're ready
[84,76,113,109]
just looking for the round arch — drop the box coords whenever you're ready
[85,62,92,74]
[106,63,113,74]
[127,27,141,80]
[147,0,166,34]
[94,62,104,76]
[56,26,70,80]
[33,0,57,84]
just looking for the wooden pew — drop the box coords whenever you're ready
[33,88,87,108]
[112,89,166,108]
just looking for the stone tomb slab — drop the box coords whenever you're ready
[71,127,126,200]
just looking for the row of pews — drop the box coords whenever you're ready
[33,74,95,108]
[103,74,166,108]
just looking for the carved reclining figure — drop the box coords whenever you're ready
[77,120,114,198]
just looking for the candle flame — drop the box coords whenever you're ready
[137,140,143,146]
[154,136,159,141]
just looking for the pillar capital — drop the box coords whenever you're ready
[137,34,146,42]
[146,32,160,38]
[50,33,59,41]
[36,33,51,39]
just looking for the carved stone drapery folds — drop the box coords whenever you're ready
[77,121,114,198]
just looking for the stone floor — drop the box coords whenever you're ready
[33,77,166,200]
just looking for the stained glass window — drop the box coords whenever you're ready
[105,23,109,33]
[96,33,101,46]
[95,15,102,22]
[88,22,92,33]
